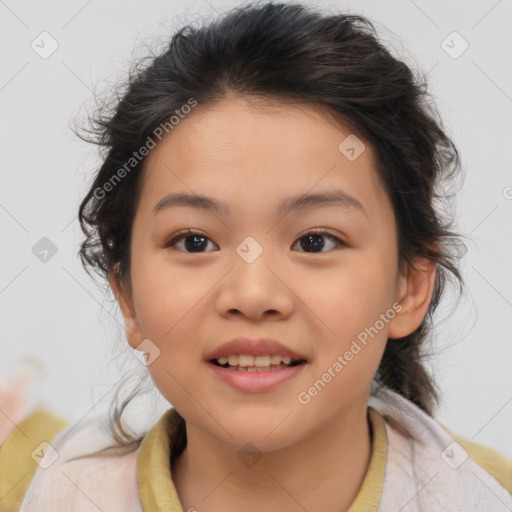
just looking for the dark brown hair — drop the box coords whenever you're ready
[77,1,467,448]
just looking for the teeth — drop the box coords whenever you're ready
[254,355,270,367]
[238,354,255,367]
[236,365,285,372]
[214,354,298,369]
[270,354,283,365]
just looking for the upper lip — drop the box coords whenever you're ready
[206,337,307,361]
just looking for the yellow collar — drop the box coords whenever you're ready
[137,406,387,511]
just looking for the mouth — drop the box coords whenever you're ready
[206,354,307,392]
[205,338,308,391]
[209,354,307,372]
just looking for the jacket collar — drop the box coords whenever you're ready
[136,406,387,511]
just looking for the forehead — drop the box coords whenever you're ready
[138,96,391,223]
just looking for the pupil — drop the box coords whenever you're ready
[302,234,324,252]
[185,235,207,252]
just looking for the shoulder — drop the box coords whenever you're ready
[0,408,68,512]
[440,423,512,494]
[17,409,143,512]
[369,386,512,507]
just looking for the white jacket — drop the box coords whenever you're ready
[19,387,512,511]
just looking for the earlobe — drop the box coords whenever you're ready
[388,258,437,340]
[108,267,143,350]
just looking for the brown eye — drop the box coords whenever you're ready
[165,230,218,253]
[293,231,345,253]
[164,229,345,254]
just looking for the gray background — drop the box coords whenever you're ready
[1,0,511,456]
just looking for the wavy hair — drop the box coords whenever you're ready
[76,2,467,448]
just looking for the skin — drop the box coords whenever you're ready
[109,96,436,512]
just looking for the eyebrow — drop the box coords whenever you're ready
[153,189,367,218]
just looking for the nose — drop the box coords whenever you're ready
[214,245,294,322]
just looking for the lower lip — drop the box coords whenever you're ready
[206,361,306,392]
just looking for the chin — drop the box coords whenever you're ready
[214,422,304,454]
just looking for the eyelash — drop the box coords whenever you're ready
[164,228,346,253]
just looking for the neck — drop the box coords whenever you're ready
[171,401,373,512]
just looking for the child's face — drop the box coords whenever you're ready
[111,97,429,450]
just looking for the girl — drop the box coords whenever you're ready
[1,2,511,511]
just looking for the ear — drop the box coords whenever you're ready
[388,257,437,340]
[108,266,143,350]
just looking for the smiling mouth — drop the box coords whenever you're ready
[209,355,307,372]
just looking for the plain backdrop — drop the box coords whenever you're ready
[1,0,511,456]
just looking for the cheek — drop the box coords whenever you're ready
[302,268,392,410]
[130,259,207,405]
[300,255,397,338]
[131,251,204,335]
[300,253,396,401]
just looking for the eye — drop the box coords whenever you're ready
[164,229,218,253]
[164,229,345,254]
[292,230,345,253]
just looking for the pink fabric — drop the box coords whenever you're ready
[0,357,44,445]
